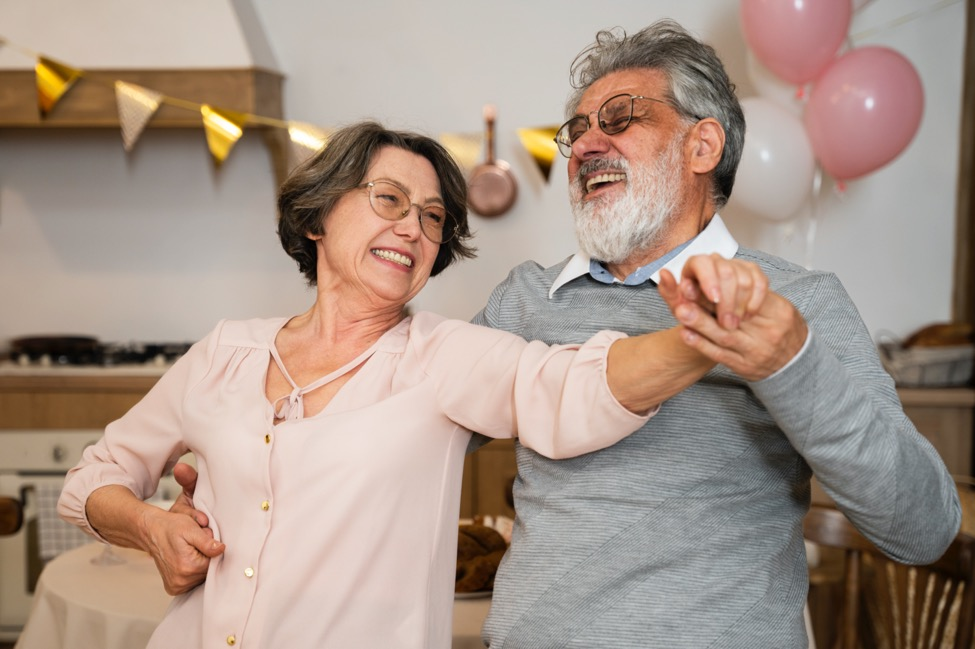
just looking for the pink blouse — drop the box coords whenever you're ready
[58,312,651,648]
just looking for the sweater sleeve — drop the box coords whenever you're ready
[749,273,961,564]
[411,313,652,460]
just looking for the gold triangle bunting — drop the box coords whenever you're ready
[439,132,483,175]
[114,81,163,152]
[36,56,83,117]
[286,121,332,170]
[517,126,559,182]
[200,104,248,166]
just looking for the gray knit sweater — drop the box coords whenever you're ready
[474,248,961,648]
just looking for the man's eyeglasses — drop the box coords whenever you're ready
[361,180,453,244]
[554,94,675,158]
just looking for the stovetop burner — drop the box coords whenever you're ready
[8,336,193,367]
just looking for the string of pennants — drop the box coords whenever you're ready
[3,35,561,182]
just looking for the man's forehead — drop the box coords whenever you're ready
[577,69,668,110]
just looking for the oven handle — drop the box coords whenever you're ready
[20,484,34,507]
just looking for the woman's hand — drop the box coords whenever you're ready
[143,501,224,596]
[145,461,222,595]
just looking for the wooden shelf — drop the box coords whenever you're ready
[0,67,291,185]
[0,68,283,127]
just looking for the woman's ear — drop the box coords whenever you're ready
[686,118,725,175]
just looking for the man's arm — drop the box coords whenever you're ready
[668,270,961,564]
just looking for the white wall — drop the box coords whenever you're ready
[0,0,965,347]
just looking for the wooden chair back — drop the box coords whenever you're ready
[0,496,23,536]
[803,505,975,649]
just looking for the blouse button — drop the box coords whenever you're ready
[261,500,270,511]
[226,635,236,646]
[244,567,255,578]
[264,434,271,444]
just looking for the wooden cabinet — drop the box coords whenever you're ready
[459,439,516,520]
[898,387,974,477]
[0,375,159,430]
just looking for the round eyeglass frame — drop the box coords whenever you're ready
[554,94,675,158]
[360,180,455,245]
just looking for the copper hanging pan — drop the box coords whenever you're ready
[467,104,517,218]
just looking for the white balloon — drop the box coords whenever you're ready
[745,50,807,116]
[728,97,817,221]
[852,0,876,12]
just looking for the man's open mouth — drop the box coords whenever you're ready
[585,172,627,194]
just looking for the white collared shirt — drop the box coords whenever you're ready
[549,214,739,299]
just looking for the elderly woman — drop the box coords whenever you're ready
[57,121,766,648]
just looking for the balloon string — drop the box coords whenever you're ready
[849,0,962,43]
[805,167,824,270]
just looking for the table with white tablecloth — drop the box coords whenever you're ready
[14,544,171,649]
[14,542,491,649]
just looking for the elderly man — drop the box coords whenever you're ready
[474,19,960,648]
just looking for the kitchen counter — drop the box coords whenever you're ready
[0,360,169,378]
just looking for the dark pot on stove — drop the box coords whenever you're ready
[10,335,102,365]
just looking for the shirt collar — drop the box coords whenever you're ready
[548,214,739,298]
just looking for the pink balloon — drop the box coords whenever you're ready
[804,46,924,181]
[740,0,852,85]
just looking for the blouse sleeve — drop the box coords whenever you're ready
[57,323,221,535]
[410,313,653,459]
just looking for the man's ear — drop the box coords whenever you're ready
[686,118,725,175]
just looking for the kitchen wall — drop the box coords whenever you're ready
[0,0,965,346]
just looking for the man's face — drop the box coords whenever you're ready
[566,69,691,262]
[566,69,688,206]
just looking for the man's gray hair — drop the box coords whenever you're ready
[566,19,745,209]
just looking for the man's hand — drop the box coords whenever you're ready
[665,284,808,382]
[659,256,807,381]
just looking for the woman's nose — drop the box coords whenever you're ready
[392,207,423,240]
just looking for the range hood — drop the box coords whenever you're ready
[0,0,289,180]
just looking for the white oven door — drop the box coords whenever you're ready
[0,472,82,640]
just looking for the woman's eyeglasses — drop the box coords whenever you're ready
[554,94,675,158]
[361,180,454,244]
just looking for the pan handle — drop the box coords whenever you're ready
[483,104,497,165]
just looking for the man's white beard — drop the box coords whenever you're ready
[570,137,685,264]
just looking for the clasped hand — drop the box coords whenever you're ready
[659,253,808,382]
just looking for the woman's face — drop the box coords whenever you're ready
[312,146,443,309]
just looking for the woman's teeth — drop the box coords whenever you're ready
[586,172,626,193]
[372,249,413,267]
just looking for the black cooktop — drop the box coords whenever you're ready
[8,336,193,366]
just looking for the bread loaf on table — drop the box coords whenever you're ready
[904,323,973,348]
[456,524,507,593]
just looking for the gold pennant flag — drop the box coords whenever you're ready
[201,104,248,166]
[287,121,332,170]
[517,126,560,182]
[36,56,83,117]
[439,132,483,175]
[114,81,163,152]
